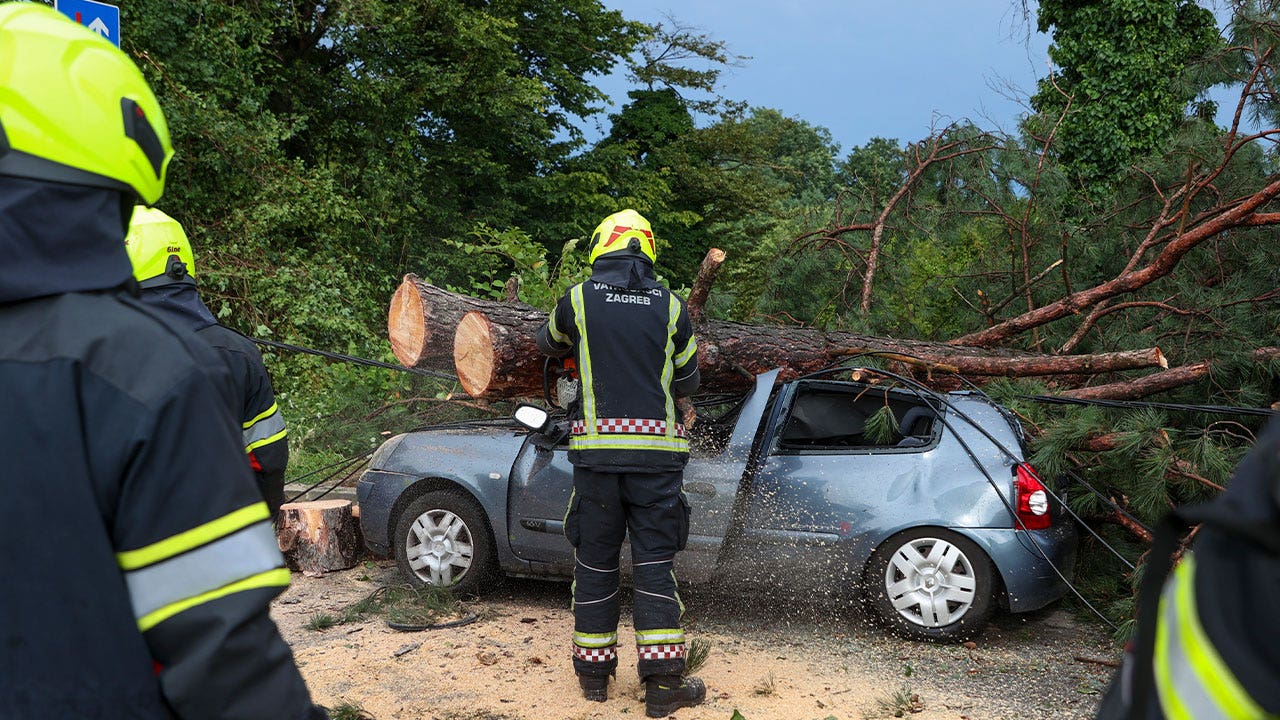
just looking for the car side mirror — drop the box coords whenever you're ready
[514,403,552,433]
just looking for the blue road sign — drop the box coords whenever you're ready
[55,0,120,47]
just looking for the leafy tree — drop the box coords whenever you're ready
[1032,0,1219,188]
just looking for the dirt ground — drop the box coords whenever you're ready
[273,561,1121,720]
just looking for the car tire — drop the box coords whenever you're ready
[865,527,995,642]
[393,489,497,596]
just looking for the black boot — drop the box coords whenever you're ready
[578,674,608,702]
[644,675,706,717]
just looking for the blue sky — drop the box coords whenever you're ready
[597,1,1053,154]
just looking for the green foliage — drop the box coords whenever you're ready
[865,405,899,446]
[1032,0,1219,188]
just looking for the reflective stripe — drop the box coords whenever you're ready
[1154,555,1269,720]
[662,295,678,441]
[571,285,596,430]
[574,631,618,648]
[635,588,681,605]
[571,418,686,438]
[635,628,684,645]
[137,568,291,632]
[243,401,280,429]
[673,338,697,368]
[570,435,689,452]
[116,503,270,570]
[548,312,571,346]
[125,521,284,623]
[243,404,287,453]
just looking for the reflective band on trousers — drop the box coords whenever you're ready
[574,631,618,648]
[123,521,287,631]
[1154,554,1272,720]
[635,628,684,646]
[243,402,287,453]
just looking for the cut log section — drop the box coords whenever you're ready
[276,499,362,576]
[453,308,549,398]
[388,273,537,370]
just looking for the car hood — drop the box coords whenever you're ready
[370,424,531,476]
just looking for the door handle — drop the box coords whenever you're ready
[684,481,716,498]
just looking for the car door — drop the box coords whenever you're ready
[724,380,949,590]
[505,370,780,584]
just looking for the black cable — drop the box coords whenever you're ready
[1021,394,1277,417]
[251,337,457,381]
[285,449,374,504]
[1060,469,1153,537]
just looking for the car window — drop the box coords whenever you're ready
[776,384,937,452]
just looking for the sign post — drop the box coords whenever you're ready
[54,0,121,47]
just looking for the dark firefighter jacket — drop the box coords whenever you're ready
[0,177,322,719]
[1097,417,1280,720]
[536,255,700,472]
[139,284,290,514]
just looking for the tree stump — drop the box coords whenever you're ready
[276,499,362,576]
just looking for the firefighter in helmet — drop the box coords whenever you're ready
[126,207,290,515]
[536,209,705,717]
[0,5,324,716]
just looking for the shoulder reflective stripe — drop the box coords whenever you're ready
[574,631,619,648]
[571,284,595,427]
[243,410,287,452]
[570,435,689,452]
[126,521,284,625]
[1154,555,1267,720]
[673,338,697,368]
[635,628,684,645]
[662,294,678,436]
[548,311,571,345]
[242,401,280,429]
[116,502,271,570]
[137,568,291,632]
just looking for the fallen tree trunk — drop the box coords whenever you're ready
[445,297,1172,398]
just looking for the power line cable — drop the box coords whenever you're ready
[251,337,457,381]
[1021,394,1277,417]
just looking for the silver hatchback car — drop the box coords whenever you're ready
[357,369,1077,642]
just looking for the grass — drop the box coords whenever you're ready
[753,672,776,696]
[868,685,924,718]
[685,638,711,674]
[305,613,339,631]
[328,701,374,720]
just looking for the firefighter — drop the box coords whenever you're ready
[535,209,705,717]
[126,207,290,515]
[1095,418,1280,719]
[0,5,325,717]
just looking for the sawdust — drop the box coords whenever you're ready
[272,562,1115,720]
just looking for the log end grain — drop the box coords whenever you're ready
[454,310,495,397]
[388,274,428,367]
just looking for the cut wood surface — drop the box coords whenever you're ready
[388,274,536,370]
[276,499,362,576]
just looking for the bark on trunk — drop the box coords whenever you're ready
[1061,347,1280,400]
[446,299,1171,398]
[276,499,362,576]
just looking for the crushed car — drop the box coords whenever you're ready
[357,368,1077,641]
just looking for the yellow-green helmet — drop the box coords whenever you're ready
[125,206,196,288]
[587,209,657,265]
[0,3,173,205]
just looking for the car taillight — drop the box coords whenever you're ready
[1014,462,1051,530]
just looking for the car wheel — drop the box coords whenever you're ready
[393,489,496,595]
[865,527,995,642]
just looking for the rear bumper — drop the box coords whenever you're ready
[962,521,1078,613]
[357,469,419,557]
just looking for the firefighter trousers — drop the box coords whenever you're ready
[564,466,692,680]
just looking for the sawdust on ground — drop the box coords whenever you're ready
[272,562,1119,720]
